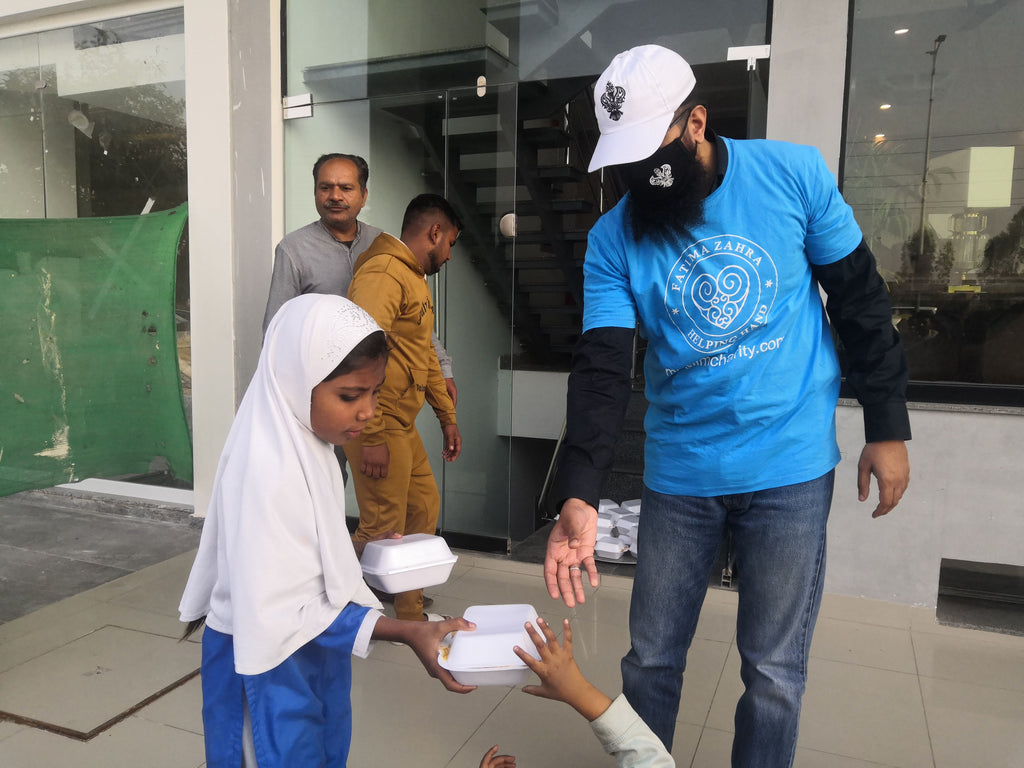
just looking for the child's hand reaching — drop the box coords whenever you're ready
[514,617,612,722]
[479,744,516,767]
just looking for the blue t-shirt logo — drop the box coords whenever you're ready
[665,234,779,354]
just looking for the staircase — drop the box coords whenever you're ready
[378,77,623,367]
[378,75,649,525]
[600,387,647,504]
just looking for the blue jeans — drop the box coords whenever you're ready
[621,471,834,767]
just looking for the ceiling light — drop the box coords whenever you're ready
[894,28,909,35]
[874,134,886,142]
[880,104,892,110]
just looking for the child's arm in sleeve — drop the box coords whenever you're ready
[371,615,477,694]
[515,618,675,767]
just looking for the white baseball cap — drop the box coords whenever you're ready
[588,45,697,172]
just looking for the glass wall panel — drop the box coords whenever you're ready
[284,0,771,542]
[285,0,768,98]
[844,1,1024,400]
[0,8,191,494]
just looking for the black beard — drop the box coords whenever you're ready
[625,145,711,246]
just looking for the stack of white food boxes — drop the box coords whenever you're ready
[594,497,641,561]
[360,535,545,687]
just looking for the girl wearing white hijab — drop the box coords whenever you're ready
[179,294,474,767]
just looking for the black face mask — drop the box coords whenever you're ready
[621,139,711,244]
[622,139,700,203]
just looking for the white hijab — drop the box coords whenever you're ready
[179,294,383,675]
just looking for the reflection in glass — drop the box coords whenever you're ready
[844,1,1024,392]
[283,0,773,539]
[0,9,192,491]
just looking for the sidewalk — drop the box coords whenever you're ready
[1,493,1022,767]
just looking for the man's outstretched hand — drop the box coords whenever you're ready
[543,498,600,607]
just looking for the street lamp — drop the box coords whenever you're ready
[916,34,947,276]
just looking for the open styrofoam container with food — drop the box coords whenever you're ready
[438,604,541,686]
[360,533,458,593]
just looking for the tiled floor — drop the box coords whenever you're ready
[1,548,1022,767]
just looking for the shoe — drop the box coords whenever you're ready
[371,588,433,609]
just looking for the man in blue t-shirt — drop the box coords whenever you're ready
[544,45,911,767]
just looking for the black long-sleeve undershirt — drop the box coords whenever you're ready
[551,241,911,511]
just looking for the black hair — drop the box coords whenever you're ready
[321,330,389,383]
[181,617,205,641]
[312,153,369,190]
[400,193,463,237]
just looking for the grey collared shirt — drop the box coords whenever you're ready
[262,219,453,377]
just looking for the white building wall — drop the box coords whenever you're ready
[4,0,1021,607]
[770,0,1024,606]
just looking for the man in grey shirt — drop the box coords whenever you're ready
[264,153,456,511]
[263,153,456,397]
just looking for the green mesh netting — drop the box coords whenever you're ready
[0,204,192,497]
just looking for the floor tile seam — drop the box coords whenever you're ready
[807,650,919,676]
[909,622,1024,643]
[1,497,199,529]
[794,743,903,767]
[908,632,940,768]
[0,542,137,573]
[0,597,108,645]
[815,612,913,632]
[816,613,916,633]
[688,726,730,767]
[910,623,1024,691]
[697,639,736,731]
[0,719,28,742]
[452,557,545,580]
[130,712,205,739]
[0,667,200,742]
[0,621,120,672]
[913,668,1024,696]
[811,655,925,683]
[442,684,516,767]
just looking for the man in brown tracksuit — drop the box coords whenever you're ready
[345,193,463,622]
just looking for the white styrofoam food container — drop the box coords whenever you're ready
[438,604,540,686]
[619,499,642,515]
[360,533,458,593]
[615,513,639,536]
[595,535,629,559]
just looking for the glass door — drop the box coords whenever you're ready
[290,85,521,545]
[418,82,520,544]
